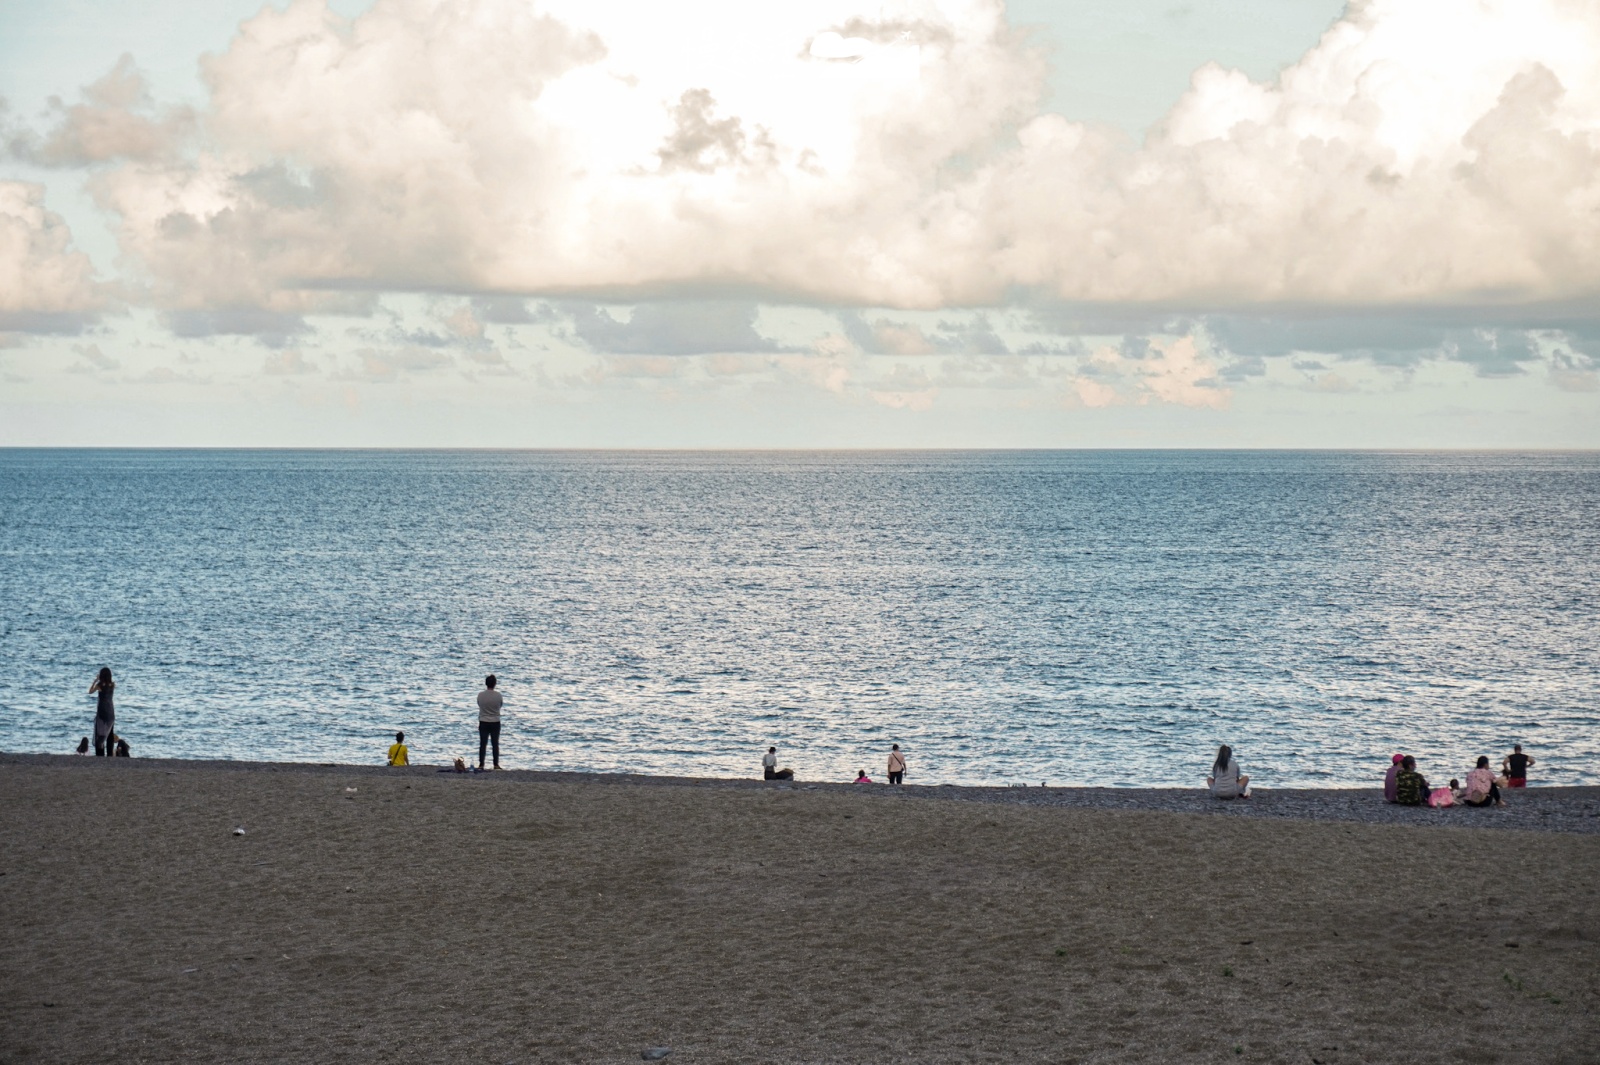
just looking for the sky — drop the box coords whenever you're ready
[1,0,1597,448]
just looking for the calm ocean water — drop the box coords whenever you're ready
[1,450,1595,787]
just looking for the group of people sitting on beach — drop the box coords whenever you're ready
[1383,746,1534,809]
[1201,743,1537,805]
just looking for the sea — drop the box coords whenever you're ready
[1,449,1595,788]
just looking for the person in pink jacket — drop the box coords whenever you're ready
[1462,756,1504,807]
[1383,753,1403,803]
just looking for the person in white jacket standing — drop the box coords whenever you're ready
[477,674,504,770]
[886,744,907,785]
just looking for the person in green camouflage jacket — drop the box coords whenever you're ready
[1394,755,1430,806]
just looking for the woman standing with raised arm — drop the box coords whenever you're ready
[88,667,115,757]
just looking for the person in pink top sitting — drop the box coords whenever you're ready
[1461,755,1504,807]
[853,770,873,784]
[1383,753,1403,803]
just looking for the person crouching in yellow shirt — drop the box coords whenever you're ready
[387,731,409,766]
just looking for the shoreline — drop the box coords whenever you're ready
[7,751,1598,834]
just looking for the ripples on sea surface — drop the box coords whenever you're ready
[1,450,1596,787]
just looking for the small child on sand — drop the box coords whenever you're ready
[854,770,873,783]
[388,731,409,766]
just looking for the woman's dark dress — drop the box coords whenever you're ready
[94,684,115,756]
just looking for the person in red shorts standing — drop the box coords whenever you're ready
[1501,744,1534,788]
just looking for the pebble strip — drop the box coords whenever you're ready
[6,752,1597,835]
[909,782,1600,836]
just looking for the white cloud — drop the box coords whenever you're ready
[31,0,1600,328]
[72,343,120,372]
[19,55,195,167]
[0,182,107,326]
[867,361,936,409]
[127,364,208,385]
[1073,335,1231,409]
[262,348,317,375]
[1547,346,1599,392]
[809,32,874,62]
[338,345,454,382]
[84,0,1043,309]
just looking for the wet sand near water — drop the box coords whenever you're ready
[2,755,1597,1063]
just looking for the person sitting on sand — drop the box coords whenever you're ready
[1501,744,1534,789]
[113,736,130,757]
[388,731,410,766]
[1394,755,1430,806]
[75,736,89,755]
[887,744,906,785]
[1207,745,1250,799]
[1384,753,1403,803]
[762,747,794,781]
[1462,756,1503,807]
[854,770,873,784]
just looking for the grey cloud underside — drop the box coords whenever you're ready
[837,311,1011,356]
[470,297,547,325]
[564,302,799,355]
[656,90,772,173]
[166,307,309,348]
[0,310,96,335]
[1202,306,1600,376]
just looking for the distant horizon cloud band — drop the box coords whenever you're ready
[2,0,1599,447]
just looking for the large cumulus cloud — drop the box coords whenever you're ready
[48,0,1600,316]
[0,182,107,332]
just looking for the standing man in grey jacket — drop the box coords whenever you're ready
[477,674,503,770]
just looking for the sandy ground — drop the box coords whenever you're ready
[1,757,1597,1064]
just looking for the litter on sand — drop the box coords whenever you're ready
[233,827,246,836]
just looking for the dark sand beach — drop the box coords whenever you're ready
[2,755,1597,1064]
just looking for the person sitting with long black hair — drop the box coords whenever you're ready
[1207,744,1250,799]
